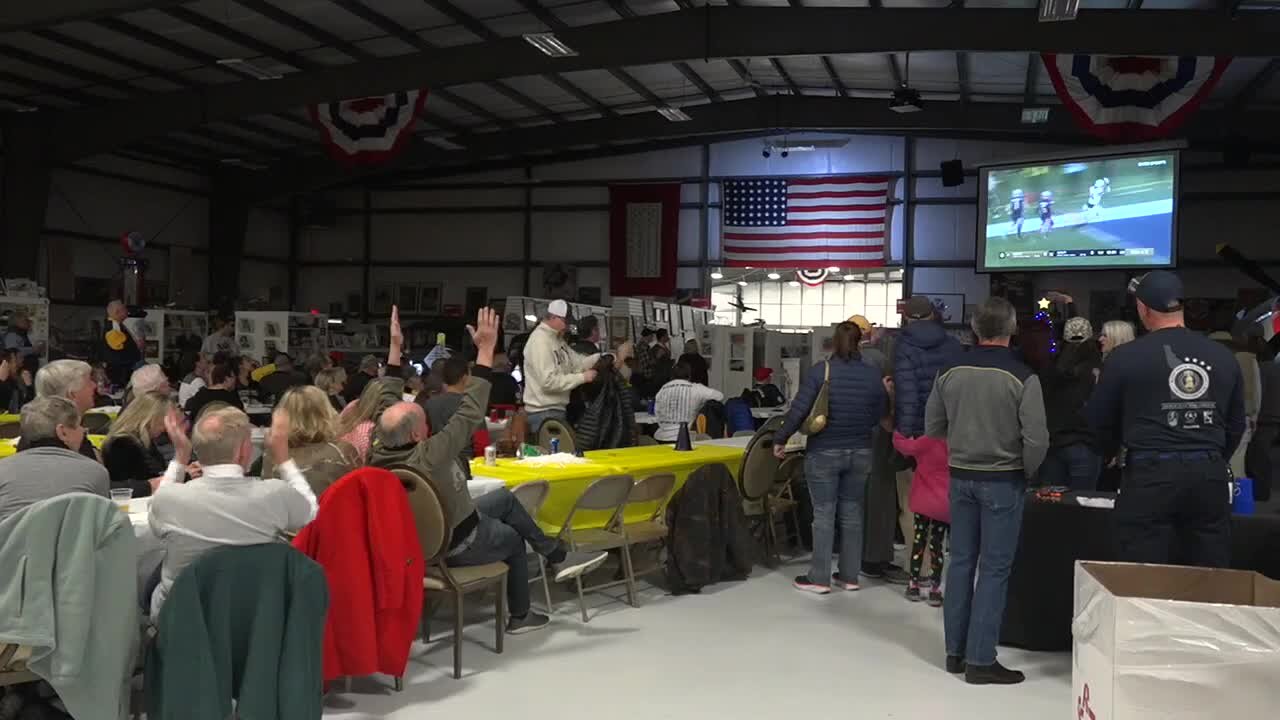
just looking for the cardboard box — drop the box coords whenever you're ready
[1073,561,1280,719]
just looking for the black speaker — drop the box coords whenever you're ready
[940,159,964,187]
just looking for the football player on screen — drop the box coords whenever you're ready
[1082,177,1110,223]
[1008,188,1026,238]
[1038,190,1055,234]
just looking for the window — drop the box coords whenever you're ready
[712,270,903,328]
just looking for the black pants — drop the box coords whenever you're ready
[1114,454,1231,568]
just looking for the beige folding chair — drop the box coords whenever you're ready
[537,418,576,454]
[732,430,756,438]
[737,430,782,565]
[556,474,635,622]
[511,480,553,613]
[0,644,35,687]
[390,465,507,680]
[619,473,676,605]
[771,454,805,555]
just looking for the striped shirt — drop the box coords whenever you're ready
[654,380,724,442]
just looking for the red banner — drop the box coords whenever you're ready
[609,183,680,297]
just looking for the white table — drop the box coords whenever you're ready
[468,476,507,498]
[243,403,273,416]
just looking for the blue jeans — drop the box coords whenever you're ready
[804,448,872,586]
[944,473,1026,666]
[1038,443,1101,491]
[526,409,566,435]
[449,487,561,617]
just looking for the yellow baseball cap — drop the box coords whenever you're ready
[846,314,872,334]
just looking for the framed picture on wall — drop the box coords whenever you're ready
[420,283,442,315]
[925,294,965,324]
[397,284,420,313]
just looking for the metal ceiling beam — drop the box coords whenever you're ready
[1023,53,1040,105]
[45,7,1280,161]
[605,0,722,104]
[956,52,970,104]
[820,57,848,98]
[0,1,187,32]
[1230,58,1280,112]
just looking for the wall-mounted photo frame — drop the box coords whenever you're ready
[237,318,255,334]
[397,284,419,313]
[264,321,280,338]
[420,283,443,315]
[925,294,966,325]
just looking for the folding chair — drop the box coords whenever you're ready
[556,474,635,622]
[619,473,676,605]
[390,466,507,680]
[732,430,756,438]
[737,429,782,565]
[511,480,553,613]
[771,454,805,555]
[538,418,576,454]
[0,644,36,687]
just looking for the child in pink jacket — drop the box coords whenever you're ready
[892,431,951,607]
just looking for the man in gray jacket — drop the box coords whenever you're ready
[370,308,606,635]
[0,396,108,523]
[925,297,1047,687]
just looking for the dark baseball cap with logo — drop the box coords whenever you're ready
[903,296,935,320]
[1129,270,1184,312]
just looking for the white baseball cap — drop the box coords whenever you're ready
[547,299,569,318]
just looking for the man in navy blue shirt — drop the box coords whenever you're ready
[1087,270,1245,568]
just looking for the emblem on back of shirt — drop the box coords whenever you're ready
[1167,358,1209,401]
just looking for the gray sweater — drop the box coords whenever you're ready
[0,445,110,524]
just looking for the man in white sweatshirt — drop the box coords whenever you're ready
[522,299,599,433]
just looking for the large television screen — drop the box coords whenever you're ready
[977,150,1178,272]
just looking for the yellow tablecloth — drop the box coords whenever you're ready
[0,434,107,459]
[0,407,117,425]
[470,443,745,534]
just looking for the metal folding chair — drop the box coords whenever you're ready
[390,465,507,680]
[771,454,805,556]
[537,418,576,454]
[618,473,676,605]
[737,429,783,565]
[511,480,553,613]
[556,474,635,622]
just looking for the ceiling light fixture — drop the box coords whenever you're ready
[326,318,344,325]
[657,106,692,122]
[767,272,781,280]
[827,266,841,273]
[843,274,857,281]
[737,280,749,287]
[523,32,577,57]
[216,58,284,80]
[524,314,538,323]
[710,270,724,280]
[788,280,801,287]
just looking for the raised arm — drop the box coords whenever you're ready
[423,308,497,470]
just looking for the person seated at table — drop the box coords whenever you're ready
[0,396,109,523]
[313,366,348,413]
[185,358,244,421]
[487,352,520,410]
[748,367,787,408]
[261,385,357,497]
[148,405,316,619]
[235,355,260,397]
[343,354,381,405]
[178,353,210,408]
[103,391,199,498]
[370,307,608,635]
[654,361,724,443]
[0,349,35,413]
[425,355,485,479]
[19,359,99,461]
[256,353,307,404]
[124,363,171,407]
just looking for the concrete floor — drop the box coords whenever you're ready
[323,558,1071,720]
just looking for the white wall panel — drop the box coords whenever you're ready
[295,267,363,314]
[530,211,608,261]
[299,216,363,262]
[711,134,903,177]
[534,147,703,180]
[375,188,523,208]
[371,213,522,260]
[913,139,1084,170]
[533,186,606,205]
[678,209,701,262]
[911,267,990,307]
[914,206,977,262]
[245,208,289,258]
[914,177,978,200]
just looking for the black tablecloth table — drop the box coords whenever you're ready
[999,492,1280,652]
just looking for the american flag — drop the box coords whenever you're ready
[721,175,889,268]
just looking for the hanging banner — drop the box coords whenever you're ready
[1042,54,1230,141]
[609,183,680,297]
[796,269,829,287]
[309,89,429,165]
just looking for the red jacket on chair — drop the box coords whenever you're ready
[292,467,424,683]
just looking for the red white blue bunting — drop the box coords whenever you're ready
[796,269,829,287]
[309,90,428,165]
[1041,54,1230,142]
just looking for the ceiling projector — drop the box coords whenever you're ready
[889,87,924,114]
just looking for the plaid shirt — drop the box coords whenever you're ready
[635,341,658,378]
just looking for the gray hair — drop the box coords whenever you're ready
[378,411,418,447]
[35,359,92,400]
[971,297,1018,341]
[1101,320,1136,350]
[359,354,381,373]
[129,364,169,396]
[20,396,80,443]
[192,406,252,465]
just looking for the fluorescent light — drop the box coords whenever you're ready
[843,274,857,281]
[710,270,724,280]
[788,280,800,287]
[524,314,538,323]
[767,272,781,280]
[216,58,284,80]
[523,32,577,57]
[657,106,692,122]
[737,280,748,287]
[827,266,841,272]
[326,318,343,325]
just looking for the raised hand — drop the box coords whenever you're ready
[267,408,292,467]
[467,307,499,367]
[390,305,403,348]
[164,408,192,466]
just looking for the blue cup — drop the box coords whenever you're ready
[1233,477,1256,515]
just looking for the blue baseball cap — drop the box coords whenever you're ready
[1129,270,1183,312]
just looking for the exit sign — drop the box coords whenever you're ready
[1021,107,1051,124]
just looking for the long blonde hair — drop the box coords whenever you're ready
[1101,320,1136,357]
[337,377,393,437]
[314,366,347,395]
[107,391,174,448]
[276,385,338,447]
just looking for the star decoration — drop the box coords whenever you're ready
[1037,297,1052,310]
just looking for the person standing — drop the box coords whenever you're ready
[1087,270,1245,568]
[101,300,143,388]
[3,310,43,375]
[572,315,603,355]
[775,321,888,594]
[522,300,599,434]
[676,338,710,386]
[201,318,237,358]
[926,297,1047,685]
[1099,320,1136,361]
[1039,317,1104,490]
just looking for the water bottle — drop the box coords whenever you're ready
[551,437,560,454]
